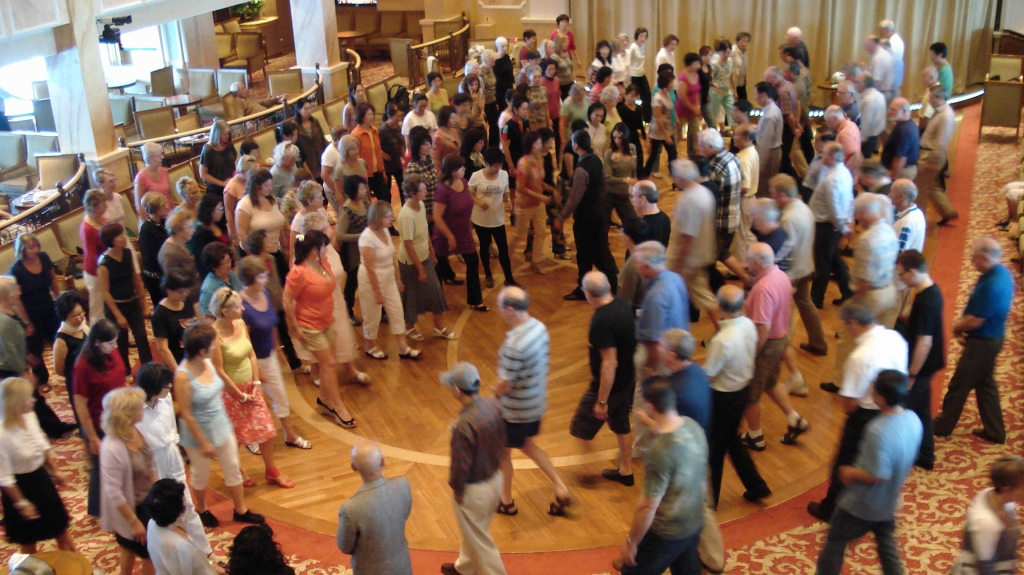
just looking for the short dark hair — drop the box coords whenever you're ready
[570,119,587,133]
[54,290,85,321]
[245,228,268,256]
[782,46,802,60]
[596,66,613,83]
[733,99,753,114]
[896,249,927,273]
[736,31,751,42]
[452,93,472,107]
[292,229,330,265]
[634,27,648,40]
[385,103,403,119]
[873,369,909,408]
[511,95,530,112]
[586,102,606,122]
[354,101,376,125]
[817,129,837,142]
[641,377,677,415]
[555,14,569,25]
[100,223,125,248]
[183,323,216,359]
[239,139,260,157]
[656,63,674,77]
[663,34,679,47]
[483,148,505,166]
[343,174,367,200]
[441,153,466,182]
[426,71,442,85]
[410,128,433,161]
[161,269,194,292]
[571,129,592,152]
[526,50,540,61]
[521,131,542,155]
[137,362,174,403]
[541,58,557,73]
[930,42,948,59]
[201,241,235,271]
[537,127,554,143]
[438,105,456,128]
[754,81,778,101]
[411,92,428,106]
[523,29,536,40]
[146,478,186,528]
[196,193,223,227]
[656,73,673,90]
[715,38,731,53]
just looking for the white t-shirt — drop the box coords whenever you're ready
[654,48,675,70]
[839,325,908,410]
[668,184,717,271]
[321,144,341,176]
[736,146,760,198]
[292,208,333,240]
[468,169,509,228]
[236,195,287,253]
[401,110,438,136]
[959,488,1016,564]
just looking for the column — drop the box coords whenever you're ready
[178,16,220,70]
[288,0,348,100]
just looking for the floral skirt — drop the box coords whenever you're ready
[222,381,277,445]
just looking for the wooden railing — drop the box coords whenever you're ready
[0,155,88,245]
[401,14,470,88]
[346,49,362,88]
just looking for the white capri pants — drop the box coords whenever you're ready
[184,432,244,490]
[1005,181,1024,203]
[83,272,105,326]
[256,355,290,418]
[358,266,406,341]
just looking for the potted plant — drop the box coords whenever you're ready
[233,0,265,22]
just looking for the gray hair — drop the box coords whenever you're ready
[890,179,918,203]
[0,276,18,301]
[858,72,876,88]
[922,66,938,82]
[273,142,301,166]
[236,154,259,173]
[540,39,556,59]
[568,82,585,98]
[754,198,780,223]
[632,240,666,268]
[973,237,1002,260]
[495,36,509,49]
[836,80,857,95]
[92,168,116,185]
[498,286,530,311]
[209,119,232,147]
[764,66,783,80]
[823,105,846,123]
[769,173,799,198]
[879,19,895,31]
[481,49,498,66]
[299,211,327,234]
[526,65,543,79]
[633,180,659,203]
[696,129,724,152]
[839,299,877,326]
[716,287,745,314]
[747,242,775,266]
[670,159,699,183]
[339,135,361,160]
[659,328,695,361]
[854,191,887,218]
[928,84,948,101]
[141,142,164,164]
[581,271,611,297]
[824,142,845,161]
[600,85,621,106]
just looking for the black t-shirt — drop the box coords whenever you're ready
[502,117,529,166]
[139,219,169,277]
[588,297,637,394]
[199,144,238,197]
[643,212,672,248]
[151,302,198,364]
[10,252,54,314]
[100,252,136,301]
[896,283,945,375]
[754,226,788,258]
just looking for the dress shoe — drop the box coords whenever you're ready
[440,563,462,575]
[938,214,960,227]
[799,343,828,356]
[563,290,586,301]
[601,469,635,486]
[832,296,850,306]
[820,382,840,393]
[807,501,831,522]
[972,428,1005,444]
[743,489,772,502]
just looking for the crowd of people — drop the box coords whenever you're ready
[0,12,1018,575]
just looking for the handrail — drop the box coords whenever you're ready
[410,21,470,51]
[406,14,470,88]
[346,49,362,87]
[0,155,88,244]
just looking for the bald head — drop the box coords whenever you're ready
[498,285,530,312]
[716,284,745,315]
[747,242,775,267]
[351,440,384,481]
[972,236,1002,272]
[922,66,938,86]
[582,271,611,298]
[888,97,911,122]
[786,27,802,43]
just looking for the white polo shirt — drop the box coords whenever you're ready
[894,205,926,253]
[840,325,908,410]
[703,316,757,392]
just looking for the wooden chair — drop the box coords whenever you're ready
[222,18,242,33]
[175,112,201,133]
[134,95,166,112]
[987,55,1024,81]
[109,95,136,136]
[135,107,177,140]
[35,227,78,292]
[166,161,197,203]
[216,33,237,67]
[223,32,266,82]
[323,97,346,128]
[150,66,176,97]
[217,69,248,96]
[366,83,388,117]
[35,153,80,191]
[267,69,303,98]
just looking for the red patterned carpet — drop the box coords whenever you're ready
[2,104,1022,574]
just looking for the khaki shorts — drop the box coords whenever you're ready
[748,336,789,403]
[300,325,336,352]
[681,266,717,312]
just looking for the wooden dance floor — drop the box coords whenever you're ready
[207,116,960,553]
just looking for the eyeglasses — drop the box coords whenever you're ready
[215,205,225,211]
[69,312,87,320]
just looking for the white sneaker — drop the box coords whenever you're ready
[788,373,809,397]
[651,171,664,179]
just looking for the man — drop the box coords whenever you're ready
[665,159,718,327]
[751,199,789,258]
[854,72,887,158]
[894,250,943,470]
[730,125,760,262]
[493,287,571,514]
[784,26,810,68]
[229,82,285,116]
[881,97,919,180]
[630,180,671,247]
[729,100,754,155]
[801,129,836,203]
[857,159,893,196]
[631,240,690,459]
[917,66,941,126]
[379,104,406,206]
[705,285,771,506]
[754,82,783,184]
[864,36,894,101]
[698,129,745,289]
[814,370,922,575]
[851,192,900,327]
[824,105,863,174]
[809,142,855,309]
[337,441,412,575]
[732,32,750,101]
[562,131,618,300]
[615,380,708,575]
[917,85,958,224]
[765,67,801,178]
[781,55,815,170]
[930,42,953,95]
[570,271,637,486]
[934,237,1015,444]
[656,328,711,436]
[836,81,862,128]
[740,243,809,451]
[441,362,508,575]
[891,179,925,254]
[878,20,905,97]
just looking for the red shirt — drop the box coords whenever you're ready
[518,45,531,65]
[540,76,562,118]
[836,119,862,163]
[80,220,106,276]
[589,83,605,104]
[72,350,128,432]
[746,265,793,340]
[549,29,576,53]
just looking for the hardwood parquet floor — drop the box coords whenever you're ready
[207,116,959,553]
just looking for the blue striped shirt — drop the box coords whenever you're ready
[498,317,550,423]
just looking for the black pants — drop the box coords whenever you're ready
[25,307,57,387]
[368,172,390,205]
[268,249,302,369]
[817,408,879,518]
[559,83,572,101]
[861,136,878,159]
[811,223,853,307]
[709,387,770,507]
[606,192,638,228]
[799,120,814,164]
[934,336,1006,442]
[780,121,796,177]
[632,75,652,123]
[645,138,677,176]
[344,266,359,316]
[142,274,163,309]
[474,224,514,284]
[437,252,482,306]
[631,133,647,178]
[106,299,152,373]
[736,85,747,102]
[573,218,617,292]
[486,101,501,146]
[906,369,936,468]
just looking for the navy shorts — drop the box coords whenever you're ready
[504,420,541,448]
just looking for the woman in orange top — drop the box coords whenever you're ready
[350,102,389,205]
[507,131,551,275]
[282,230,356,428]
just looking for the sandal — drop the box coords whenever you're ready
[246,444,261,455]
[364,346,388,360]
[469,304,490,312]
[318,398,357,429]
[265,472,295,489]
[351,371,372,385]
[434,327,458,340]
[548,493,573,516]
[284,436,312,449]
[293,364,311,374]
[242,477,257,488]
[496,500,519,516]
[398,347,422,360]
[781,418,811,445]
[404,328,425,342]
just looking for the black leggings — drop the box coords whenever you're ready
[486,101,501,146]
[436,252,483,305]
[632,75,652,124]
[269,249,302,369]
[25,307,57,387]
[142,275,162,309]
[645,138,678,176]
[474,224,514,284]
[368,172,390,204]
[344,266,359,315]
[106,299,152,373]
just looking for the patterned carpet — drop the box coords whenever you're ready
[247,53,398,103]
[1,105,1021,574]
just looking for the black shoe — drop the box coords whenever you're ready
[996,218,1010,228]
[563,290,586,301]
[199,510,219,528]
[485,277,495,288]
[440,563,461,575]
[504,280,522,288]
[832,296,850,306]
[813,301,824,310]
[742,489,771,502]
[601,469,635,486]
[938,214,960,226]
[738,432,766,451]
[972,428,1005,444]
[807,501,831,522]
[915,459,935,471]
[233,509,265,524]
[443,278,465,286]
[799,343,828,356]
[381,311,389,324]
[820,382,840,393]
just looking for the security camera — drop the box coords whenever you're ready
[96,16,132,26]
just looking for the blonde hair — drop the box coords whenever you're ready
[299,211,326,234]
[83,189,108,215]
[366,200,393,229]
[141,142,164,164]
[340,135,361,160]
[100,387,145,441]
[279,191,300,220]
[209,286,241,319]
[540,40,556,59]
[14,232,40,260]
[236,154,259,174]
[237,256,267,286]
[93,168,117,185]
[165,209,195,235]
[141,191,167,216]
[0,378,33,429]
[176,176,199,204]
[272,142,300,167]
[0,276,19,300]
[209,119,232,147]
[296,180,323,206]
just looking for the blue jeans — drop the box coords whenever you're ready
[621,531,701,575]
[815,509,904,575]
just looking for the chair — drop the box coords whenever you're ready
[134,95,166,112]
[267,69,303,98]
[369,13,407,55]
[979,81,1024,137]
[166,161,197,204]
[366,83,388,117]
[248,126,279,164]
[135,107,177,140]
[987,55,1024,81]
[385,76,406,93]
[33,99,56,132]
[0,133,59,196]
[36,154,80,191]
[222,18,242,33]
[0,132,28,188]
[54,209,85,259]
[223,32,266,82]
[323,97,346,128]
[216,33,237,67]
[186,68,218,101]
[109,95,136,135]
[150,66,176,97]
[175,112,201,132]
[312,107,330,134]
[31,80,49,100]
[34,227,78,292]
[390,40,413,78]
[120,192,140,236]
[217,69,248,96]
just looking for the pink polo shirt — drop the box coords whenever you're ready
[836,119,862,164]
[746,265,793,340]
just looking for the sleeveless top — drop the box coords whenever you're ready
[128,442,155,503]
[241,291,278,360]
[176,360,233,449]
[56,332,86,392]
[100,252,137,301]
[219,322,254,385]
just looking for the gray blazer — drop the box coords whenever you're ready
[337,476,413,575]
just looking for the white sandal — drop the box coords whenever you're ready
[352,371,372,385]
[434,327,458,340]
[404,328,425,342]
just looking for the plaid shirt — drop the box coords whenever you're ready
[403,157,439,219]
[708,149,743,234]
[449,396,506,499]
[853,219,899,288]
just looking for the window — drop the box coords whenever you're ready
[0,56,48,116]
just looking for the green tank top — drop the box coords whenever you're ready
[220,325,254,385]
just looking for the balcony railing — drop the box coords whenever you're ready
[0,155,88,245]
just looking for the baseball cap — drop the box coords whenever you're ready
[440,362,480,393]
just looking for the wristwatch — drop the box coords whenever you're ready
[14,500,29,509]
[598,399,608,406]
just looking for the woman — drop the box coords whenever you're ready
[460,73,487,135]
[0,377,76,555]
[396,175,455,341]
[100,387,156,575]
[224,155,260,250]
[337,175,369,323]
[559,83,589,153]
[245,230,303,372]
[144,478,218,575]
[351,103,389,204]
[645,73,678,178]
[283,231,359,425]
[601,85,623,130]
[139,192,171,306]
[294,100,326,178]
[479,49,500,146]
[188,194,230,277]
[95,169,129,232]
[539,59,563,154]
[426,72,449,115]
[433,154,489,309]
[209,287,292,488]
[199,120,237,200]
[270,142,300,199]
[333,135,368,182]
[291,180,332,250]
[238,257,312,450]
[158,209,201,309]
[152,271,199,371]
[52,291,88,418]
[134,142,172,213]
[227,524,294,575]
[604,122,639,226]
[175,177,202,217]
[628,28,651,123]
[236,168,288,282]
[551,34,575,100]
[198,242,243,318]
[403,128,440,222]
[525,66,550,131]
[342,83,366,132]
[617,83,646,176]
[585,103,609,157]
[709,39,735,131]
[174,323,264,527]
[507,133,550,274]
[469,148,515,289]
[460,127,488,182]
[697,46,714,131]
[72,319,126,518]
[99,223,153,371]
[81,188,109,324]
[378,104,406,201]
[590,40,612,85]
[677,53,704,160]
[10,233,59,387]
[358,203,421,359]
[432,105,461,173]
[610,38,630,87]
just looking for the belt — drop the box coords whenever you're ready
[113,296,139,304]
[866,284,892,291]
[920,146,934,151]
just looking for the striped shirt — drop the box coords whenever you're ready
[708,149,743,234]
[497,317,550,423]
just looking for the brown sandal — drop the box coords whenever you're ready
[496,500,518,516]
[548,494,573,516]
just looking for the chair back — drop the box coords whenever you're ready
[267,69,303,98]
[378,12,406,37]
[120,192,140,235]
[33,99,56,132]
[389,40,412,78]
[134,95,166,112]
[406,16,423,42]
[234,32,264,59]
[166,162,197,203]
[323,98,346,128]
[36,154,80,190]
[187,69,218,99]
[24,133,60,171]
[150,66,176,97]
[176,112,201,132]
[366,83,388,117]
[312,107,330,134]
[990,55,1024,81]
[135,108,177,140]
[249,127,279,164]
[222,18,242,33]
[216,33,237,62]
[218,69,248,96]
[109,95,135,128]
[31,80,49,100]
[35,227,66,265]
[54,210,85,254]
[0,243,14,274]
[0,133,27,171]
